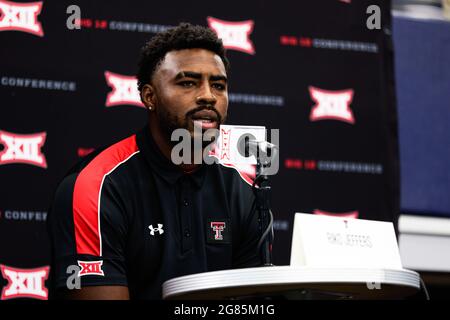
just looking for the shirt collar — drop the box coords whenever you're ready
[136,124,207,188]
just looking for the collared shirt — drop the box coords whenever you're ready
[47,125,261,299]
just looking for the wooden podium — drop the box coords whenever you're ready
[162,266,420,300]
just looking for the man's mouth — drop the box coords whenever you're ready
[190,110,219,129]
[192,119,217,129]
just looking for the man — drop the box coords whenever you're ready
[47,23,262,300]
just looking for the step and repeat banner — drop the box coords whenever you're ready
[0,0,397,299]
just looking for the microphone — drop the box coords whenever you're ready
[237,133,278,160]
[247,140,277,154]
[216,125,279,176]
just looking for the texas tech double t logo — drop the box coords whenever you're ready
[211,222,226,240]
[206,219,231,244]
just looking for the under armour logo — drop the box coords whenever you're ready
[149,224,164,236]
[104,71,143,108]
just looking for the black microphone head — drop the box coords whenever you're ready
[237,133,257,158]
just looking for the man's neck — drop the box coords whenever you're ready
[148,116,200,173]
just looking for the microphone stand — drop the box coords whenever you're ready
[253,149,275,267]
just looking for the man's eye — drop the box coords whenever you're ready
[212,83,226,90]
[179,81,195,87]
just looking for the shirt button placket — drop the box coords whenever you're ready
[180,180,192,252]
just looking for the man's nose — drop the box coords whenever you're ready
[196,82,216,105]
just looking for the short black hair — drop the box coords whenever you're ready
[137,22,229,93]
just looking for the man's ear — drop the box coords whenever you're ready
[141,84,157,111]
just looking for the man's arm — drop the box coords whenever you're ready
[48,173,130,299]
[58,286,130,300]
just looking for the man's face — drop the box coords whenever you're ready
[150,48,228,142]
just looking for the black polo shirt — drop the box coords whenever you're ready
[47,125,262,299]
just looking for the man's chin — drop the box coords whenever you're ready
[187,127,218,149]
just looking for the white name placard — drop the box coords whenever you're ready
[290,213,403,269]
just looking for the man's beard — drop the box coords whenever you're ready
[157,105,225,148]
[157,107,186,147]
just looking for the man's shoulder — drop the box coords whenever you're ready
[66,134,140,176]
[51,134,141,218]
[57,134,142,195]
